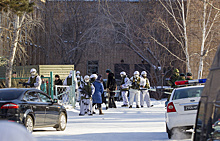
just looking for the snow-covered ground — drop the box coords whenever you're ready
[33,99,191,141]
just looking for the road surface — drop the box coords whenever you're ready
[33,99,191,141]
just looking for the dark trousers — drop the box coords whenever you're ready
[92,103,101,109]
[108,92,116,108]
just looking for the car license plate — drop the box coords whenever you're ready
[184,105,198,111]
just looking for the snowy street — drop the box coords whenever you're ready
[33,99,191,141]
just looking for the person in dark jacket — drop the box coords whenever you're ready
[54,75,63,85]
[92,75,104,115]
[106,69,117,108]
[186,72,193,80]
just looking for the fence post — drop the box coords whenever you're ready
[50,71,54,99]
[72,70,76,108]
[55,85,57,99]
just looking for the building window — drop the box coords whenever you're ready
[87,60,99,75]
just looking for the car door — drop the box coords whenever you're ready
[24,91,47,126]
[38,92,59,125]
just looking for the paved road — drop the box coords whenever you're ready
[33,100,191,141]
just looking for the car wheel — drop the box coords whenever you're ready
[166,124,172,139]
[25,115,34,133]
[56,112,67,131]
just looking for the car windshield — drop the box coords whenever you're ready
[172,87,204,100]
[0,89,24,100]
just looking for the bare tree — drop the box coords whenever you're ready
[157,0,220,79]
[192,0,220,78]
[157,0,191,73]
[95,1,181,99]
[0,0,43,87]
[45,1,101,67]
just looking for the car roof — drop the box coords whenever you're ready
[175,85,204,90]
[0,88,44,93]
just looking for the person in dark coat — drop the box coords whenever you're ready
[54,75,63,85]
[92,75,104,115]
[106,69,117,108]
[168,68,180,88]
[186,72,193,80]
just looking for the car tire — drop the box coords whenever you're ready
[166,124,172,139]
[25,115,34,133]
[56,112,67,131]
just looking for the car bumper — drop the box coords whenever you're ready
[166,112,197,130]
[0,114,22,124]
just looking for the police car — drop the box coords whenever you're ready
[165,79,206,139]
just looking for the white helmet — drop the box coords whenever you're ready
[30,68,37,76]
[120,71,126,77]
[141,71,147,76]
[84,75,90,80]
[76,71,80,74]
[30,68,37,73]
[133,71,139,75]
[84,75,90,82]
[120,71,126,76]
[69,70,73,74]
[90,74,98,79]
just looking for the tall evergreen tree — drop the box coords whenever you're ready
[0,0,34,87]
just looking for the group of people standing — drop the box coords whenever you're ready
[75,72,104,116]
[15,68,152,116]
[74,69,152,116]
[120,70,152,108]
[168,68,193,88]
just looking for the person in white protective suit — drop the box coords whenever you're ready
[0,121,36,141]
[63,70,78,105]
[78,75,95,116]
[27,68,41,90]
[140,71,153,108]
[129,71,144,108]
[76,71,84,102]
[120,71,130,107]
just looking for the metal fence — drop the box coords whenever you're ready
[0,72,54,98]
[54,71,76,108]
[0,71,77,108]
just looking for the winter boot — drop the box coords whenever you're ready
[99,108,104,115]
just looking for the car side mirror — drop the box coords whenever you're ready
[53,99,58,103]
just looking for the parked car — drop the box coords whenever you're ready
[165,85,204,139]
[0,88,67,132]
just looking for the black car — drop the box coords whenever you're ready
[0,88,67,132]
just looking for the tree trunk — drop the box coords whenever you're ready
[198,1,207,79]
[182,0,191,73]
[5,15,20,88]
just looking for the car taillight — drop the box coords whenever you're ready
[167,102,176,113]
[1,103,19,109]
